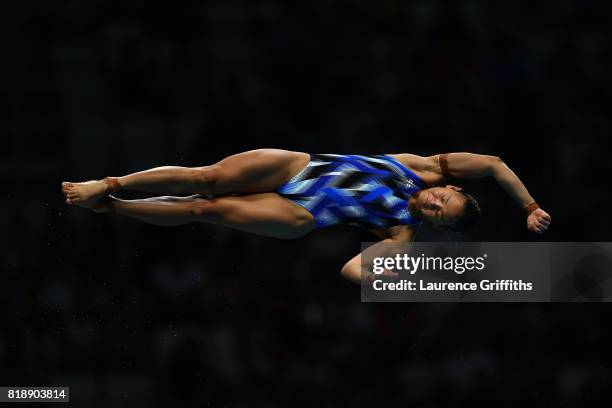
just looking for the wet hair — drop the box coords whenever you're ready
[450,191,481,233]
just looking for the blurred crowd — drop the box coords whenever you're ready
[1,0,611,406]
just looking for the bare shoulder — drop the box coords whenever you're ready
[387,153,443,185]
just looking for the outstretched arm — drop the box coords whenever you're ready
[435,152,551,234]
[341,226,416,284]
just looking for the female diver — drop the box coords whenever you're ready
[62,149,551,283]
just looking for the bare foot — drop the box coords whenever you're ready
[62,180,108,208]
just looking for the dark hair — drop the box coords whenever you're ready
[450,191,481,233]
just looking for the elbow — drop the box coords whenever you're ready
[340,265,352,281]
[340,264,360,284]
[488,155,504,175]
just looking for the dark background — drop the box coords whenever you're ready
[2,1,611,406]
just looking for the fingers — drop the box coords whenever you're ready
[532,209,552,220]
[532,223,548,234]
[527,210,552,235]
[538,214,551,223]
[528,221,549,235]
[536,209,551,221]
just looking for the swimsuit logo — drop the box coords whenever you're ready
[405,179,416,189]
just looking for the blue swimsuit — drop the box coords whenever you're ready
[275,154,427,229]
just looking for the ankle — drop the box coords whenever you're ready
[102,177,123,194]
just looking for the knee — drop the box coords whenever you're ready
[189,199,223,220]
[189,165,223,192]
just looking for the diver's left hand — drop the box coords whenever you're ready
[527,208,551,234]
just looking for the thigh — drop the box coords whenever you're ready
[196,193,316,239]
[209,149,310,194]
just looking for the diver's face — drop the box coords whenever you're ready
[414,186,466,228]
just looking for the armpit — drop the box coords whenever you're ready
[368,228,391,239]
[388,225,417,242]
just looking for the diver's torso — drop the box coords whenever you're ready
[276,154,428,229]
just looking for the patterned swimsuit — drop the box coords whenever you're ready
[275,154,427,229]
